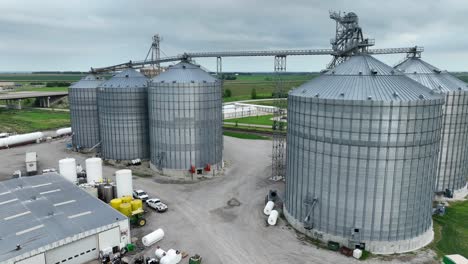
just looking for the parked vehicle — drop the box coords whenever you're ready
[133,189,149,201]
[146,198,168,212]
[42,168,56,173]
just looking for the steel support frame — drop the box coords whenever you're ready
[271,55,287,180]
[216,57,222,77]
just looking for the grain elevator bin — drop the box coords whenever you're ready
[284,54,445,254]
[69,74,105,150]
[395,57,468,194]
[148,61,223,176]
[97,69,149,160]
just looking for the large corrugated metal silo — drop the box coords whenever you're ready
[148,61,223,176]
[69,74,105,149]
[395,57,468,194]
[284,54,445,254]
[97,69,149,160]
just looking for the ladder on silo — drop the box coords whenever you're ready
[303,197,318,230]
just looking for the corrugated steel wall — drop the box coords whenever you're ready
[148,81,223,170]
[436,91,468,191]
[285,96,444,241]
[69,76,104,149]
[97,86,149,160]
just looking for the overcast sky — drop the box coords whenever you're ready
[0,0,467,72]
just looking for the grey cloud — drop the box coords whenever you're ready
[0,0,466,71]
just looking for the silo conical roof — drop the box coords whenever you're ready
[290,54,442,101]
[152,61,217,83]
[100,68,148,88]
[395,57,468,93]
[70,74,104,89]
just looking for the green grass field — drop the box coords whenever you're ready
[223,130,270,140]
[454,73,468,83]
[0,108,70,133]
[431,200,468,258]
[227,114,274,126]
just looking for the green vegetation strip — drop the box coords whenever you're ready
[227,114,274,126]
[430,200,468,258]
[0,109,70,133]
[223,131,270,140]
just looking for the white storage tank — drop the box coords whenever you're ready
[56,127,72,137]
[142,228,164,247]
[268,210,279,226]
[85,157,103,184]
[0,132,44,148]
[116,169,133,198]
[263,201,275,215]
[59,158,77,183]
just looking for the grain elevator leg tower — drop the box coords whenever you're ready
[271,55,287,180]
[327,11,374,69]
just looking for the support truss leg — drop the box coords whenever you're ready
[271,56,287,181]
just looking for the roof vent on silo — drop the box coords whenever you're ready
[191,80,195,83]
[419,94,425,99]
[393,92,399,98]
[371,69,378,75]
[301,89,306,94]
[458,87,462,90]
[125,74,129,78]
[391,70,395,75]
[182,65,186,69]
[367,96,372,100]
[433,69,441,74]
[315,93,320,98]
[172,81,176,83]
[340,92,345,97]
[358,71,362,75]
[331,71,335,75]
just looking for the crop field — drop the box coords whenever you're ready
[0,108,70,133]
[454,73,468,83]
[223,74,317,102]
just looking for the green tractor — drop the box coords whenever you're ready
[129,208,146,227]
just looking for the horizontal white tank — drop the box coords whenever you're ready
[263,201,274,215]
[160,249,181,264]
[268,210,279,226]
[155,247,166,259]
[59,158,77,183]
[85,157,102,184]
[0,132,44,148]
[56,127,72,136]
[116,169,133,198]
[142,228,164,247]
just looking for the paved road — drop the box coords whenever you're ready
[0,137,437,264]
[0,91,68,100]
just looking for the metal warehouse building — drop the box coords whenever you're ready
[0,174,130,264]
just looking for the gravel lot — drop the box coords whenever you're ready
[0,136,437,264]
